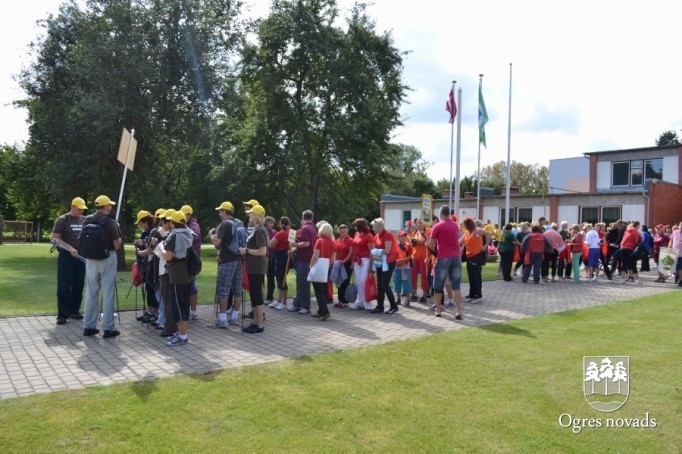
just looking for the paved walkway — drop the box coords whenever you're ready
[1,273,678,399]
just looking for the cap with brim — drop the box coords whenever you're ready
[95,195,116,207]
[245,204,265,216]
[397,230,407,236]
[180,205,193,215]
[243,199,259,207]
[155,208,166,218]
[216,201,234,211]
[164,209,177,220]
[135,210,152,224]
[71,197,88,210]
[656,224,664,228]
[170,211,187,225]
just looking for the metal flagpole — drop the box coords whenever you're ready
[448,81,456,211]
[476,74,483,219]
[505,63,513,225]
[455,87,462,218]
[115,128,135,222]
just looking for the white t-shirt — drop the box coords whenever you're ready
[585,229,601,249]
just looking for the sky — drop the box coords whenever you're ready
[2,1,682,183]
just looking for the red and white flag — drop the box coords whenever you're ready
[446,88,457,124]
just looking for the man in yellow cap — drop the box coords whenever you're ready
[82,195,122,339]
[133,210,160,324]
[181,204,202,320]
[51,197,88,325]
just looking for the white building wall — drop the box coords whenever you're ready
[662,156,679,184]
[532,205,550,222]
[622,204,644,223]
[549,157,590,194]
[384,208,403,232]
[558,205,579,225]
[482,206,499,225]
[596,161,611,189]
[459,208,477,221]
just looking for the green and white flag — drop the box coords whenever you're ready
[478,84,489,148]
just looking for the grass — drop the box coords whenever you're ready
[0,244,502,316]
[0,292,680,452]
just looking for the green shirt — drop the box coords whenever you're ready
[498,230,517,253]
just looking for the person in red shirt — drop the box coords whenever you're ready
[310,223,336,320]
[394,230,413,306]
[619,221,642,284]
[334,224,354,307]
[349,218,375,311]
[267,217,292,310]
[370,218,400,314]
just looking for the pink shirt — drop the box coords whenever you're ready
[430,219,461,259]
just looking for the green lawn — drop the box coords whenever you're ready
[0,292,680,452]
[0,244,502,316]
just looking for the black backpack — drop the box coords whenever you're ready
[187,247,202,276]
[79,216,111,260]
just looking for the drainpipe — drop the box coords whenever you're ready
[642,192,649,227]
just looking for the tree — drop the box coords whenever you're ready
[17,0,245,233]
[477,160,548,195]
[655,130,681,146]
[382,144,436,198]
[223,0,408,224]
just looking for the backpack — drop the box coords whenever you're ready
[79,216,111,259]
[186,247,202,276]
[226,218,248,255]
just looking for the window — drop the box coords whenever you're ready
[601,206,621,226]
[517,208,532,223]
[612,162,629,186]
[580,207,599,225]
[402,210,412,226]
[645,159,663,181]
[500,208,516,224]
[630,160,643,186]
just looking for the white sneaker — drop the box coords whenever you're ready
[298,308,309,314]
[275,302,287,310]
[268,300,279,308]
[364,303,373,311]
[288,306,301,312]
[444,300,455,308]
[349,301,365,310]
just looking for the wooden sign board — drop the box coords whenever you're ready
[117,128,138,171]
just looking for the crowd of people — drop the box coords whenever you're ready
[51,197,682,347]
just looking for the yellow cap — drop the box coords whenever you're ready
[245,204,265,217]
[155,208,166,218]
[215,201,234,211]
[170,210,187,225]
[243,199,259,207]
[164,209,177,220]
[135,210,152,224]
[94,195,116,207]
[71,197,88,210]
[180,205,193,215]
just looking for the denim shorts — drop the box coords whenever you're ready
[434,256,462,291]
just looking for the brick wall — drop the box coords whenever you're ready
[650,180,682,226]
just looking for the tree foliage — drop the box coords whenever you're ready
[382,144,436,198]
[219,0,408,224]
[655,130,681,146]
[477,161,549,195]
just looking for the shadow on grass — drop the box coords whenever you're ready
[476,323,535,338]
[130,373,158,401]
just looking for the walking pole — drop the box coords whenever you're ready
[115,278,121,327]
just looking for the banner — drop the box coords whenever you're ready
[419,194,433,227]
[657,247,678,276]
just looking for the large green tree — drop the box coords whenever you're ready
[17,0,244,232]
[656,130,681,146]
[477,161,549,195]
[221,0,408,224]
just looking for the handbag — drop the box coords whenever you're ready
[307,257,330,283]
[364,272,378,302]
[131,262,143,287]
[512,246,521,263]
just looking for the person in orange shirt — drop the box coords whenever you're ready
[393,230,413,306]
[408,219,430,302]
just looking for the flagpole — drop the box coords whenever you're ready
[455,87,462,218]
[476,74,483,219]
[505,63,513,225]
[448,81,456,211]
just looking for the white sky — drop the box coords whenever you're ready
[2,1,682,182]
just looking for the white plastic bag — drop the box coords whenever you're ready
[307,258,330,282]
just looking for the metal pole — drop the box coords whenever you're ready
[448,81,456,212]
[505,63,513,224]
[477,75,483,220]
[455,87,463,218]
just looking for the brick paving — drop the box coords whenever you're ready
[0,273,678,399]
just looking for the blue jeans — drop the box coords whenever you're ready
[522,252,543,283]
[295,261,311,310]
[84,253,118,331]
[433,256,462,292]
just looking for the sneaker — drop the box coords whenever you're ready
[444,300,455,308]
[319,314,330,321]
[189,313,198,320]
[630,279,640,285]
[275,302,288,310]
[369,307,384,314]
[265,299,274,306]
[333,302,347,308]
[349,301,365,310]
[385,307,398,315]
[103,330,120,339]
[167,335,188,346]
[298,308,309,315]
[419,296,427,303]
[268,300,280,308]
[227,318,240,326]
[409,294,419,302]
[364,303,373,311]
[429,304,436,311]
[57,316,67,325]
[83,328,99,336]
[288,306,302,312]
[454,313,463,320]
[243,324,264,334]
[69,313,83,320]
[166,331,180,340]
[401,300,411,307]
[209,319,228,329]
